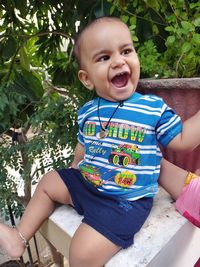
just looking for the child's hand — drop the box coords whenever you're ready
[195,169,200,176]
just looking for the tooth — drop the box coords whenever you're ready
[117,73,123,76]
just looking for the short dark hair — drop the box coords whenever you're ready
[73,16,127,67]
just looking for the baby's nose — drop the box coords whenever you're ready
[111,55,125,68]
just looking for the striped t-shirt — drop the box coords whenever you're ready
[77,92,182,201]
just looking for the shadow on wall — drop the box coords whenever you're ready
[137,78,200,172]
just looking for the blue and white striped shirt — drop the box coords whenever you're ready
[77,92,182,201]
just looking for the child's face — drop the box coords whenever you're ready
[78,20,140,102]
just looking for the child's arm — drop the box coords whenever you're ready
[160,158,200,228]
[167,110,200,151]
[71,142,85,168]
[158,158,188,200]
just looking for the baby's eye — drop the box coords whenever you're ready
[122,48,133,55]
[98,55,110,62]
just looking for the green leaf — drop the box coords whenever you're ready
[152,24,159,35]
[193,17,200,27]
[129,24,136,30]
[120,15,129,23]
[165,26,174,32]
[2,36,17,59]
[181,42,192,53]
[110,5,115,15]
[0,93,9,111]
[13,0,28,18]
[22,69,44,99]
[189,3,200,9]
[181,21,194,32]
[192,33,200,44]
[165,36,175,46]
[130,16,136,25]
[19,47,30,71]
[8,70,44,101]
[132,35,139,42]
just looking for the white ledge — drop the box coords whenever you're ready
[40,187,200,267]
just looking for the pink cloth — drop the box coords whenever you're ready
[175,176,200,228]
[194,257,200,267]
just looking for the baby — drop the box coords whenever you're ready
[0,16,199,267]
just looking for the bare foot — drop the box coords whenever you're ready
[0,223,25,258]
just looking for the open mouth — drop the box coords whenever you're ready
[111,72,130,88]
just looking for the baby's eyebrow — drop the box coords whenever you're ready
[120,43,134,48]
[120,43,135,51]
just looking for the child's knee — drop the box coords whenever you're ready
[37,170,72,204]
[69,245,97,267]
[36,170,54,186]
[35,171,59,196]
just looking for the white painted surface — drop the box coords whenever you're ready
[147,223,200,267]
[42,187,200,267]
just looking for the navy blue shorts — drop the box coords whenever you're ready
[57,168,153,249]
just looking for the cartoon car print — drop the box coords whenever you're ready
[109,144,140,166]
[80,164,102,186]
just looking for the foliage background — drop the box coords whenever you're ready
[0,0,199,218]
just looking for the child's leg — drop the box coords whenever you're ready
[69,223,121,267]
[0,170,72,258]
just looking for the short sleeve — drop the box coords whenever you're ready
[156,103,182,147]
[77,129,84,145]
[77,107,85,146]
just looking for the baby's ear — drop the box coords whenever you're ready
[78,70,94,90]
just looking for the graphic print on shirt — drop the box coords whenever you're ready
[80,141,142,188]
[108,144,140,166]
[83,121,146,142]
[114,171,137,188]
[109,144,140,188]
[80,161,138,188]
[80,164,103,186]
[81,118,146,189]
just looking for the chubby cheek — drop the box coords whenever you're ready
[132,60,140,81]
[94,69,109,87]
